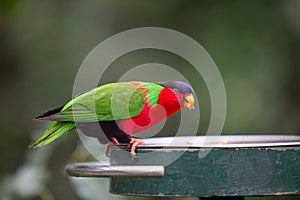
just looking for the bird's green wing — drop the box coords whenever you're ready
[52,82,145,122]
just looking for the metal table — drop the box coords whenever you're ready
[66,135,300,199]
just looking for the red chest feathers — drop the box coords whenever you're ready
[117,88,183,135]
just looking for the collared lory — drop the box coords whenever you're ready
[29,81,195,156]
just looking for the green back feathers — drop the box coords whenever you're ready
[140,82,163,106]
[52,82,163,122]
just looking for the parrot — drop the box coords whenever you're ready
[29,81,195,156]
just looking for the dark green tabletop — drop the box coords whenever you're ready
[66,135,300,198]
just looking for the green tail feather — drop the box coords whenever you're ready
[28,121,75,148]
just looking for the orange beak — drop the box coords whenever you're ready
[183,94,195,110]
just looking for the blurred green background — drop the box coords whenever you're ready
[0,0,300,199]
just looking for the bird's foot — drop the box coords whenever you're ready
[105,138,119,157]
[128,138,145,157]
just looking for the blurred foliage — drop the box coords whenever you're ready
[0,0,300,199]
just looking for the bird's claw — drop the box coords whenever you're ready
[128,138,145,157]
[105,138,119,157]
[105,138,144,157]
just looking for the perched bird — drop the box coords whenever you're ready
[29,81,195,156]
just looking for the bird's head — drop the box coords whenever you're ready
[157,81,195,110]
